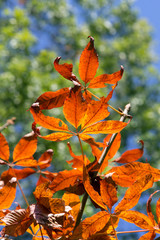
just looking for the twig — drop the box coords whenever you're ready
[74,103,131,230]
[0,117,16,132]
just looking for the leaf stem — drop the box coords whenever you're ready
[39,224,44,240]
[16,178,30,207]
[116,229,150,234]
[0,117,16,132]
[110,216,118,240]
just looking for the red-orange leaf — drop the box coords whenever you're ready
[82,120,127,134]
[35,88,70,110]
[107,162,160,187]
[30,103,69,132]
[114,140,144,163]
[100,177,118,211]
[79,133,102,147]
[81,98,110,129]
[147,191,159,225]
[49,169,83,194]
[117,210,154,230]
[115,174,154,212]
[70,211,110,240]
[13,131,37,163]
[54,57,80,85]
[38,149,53,169]
[0,133,9,162]
[88,66,124,88]
[63,86,87,128]
[14,158,38,167]
[79,36,99,84]
[156,197,160,225]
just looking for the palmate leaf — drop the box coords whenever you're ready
[70,211,110,240]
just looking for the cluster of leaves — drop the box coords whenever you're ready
[0,37,160,240]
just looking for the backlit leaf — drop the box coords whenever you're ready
[115,174,154,212]
[117,210,154,230]
[14,158,38,167]
[81,98,110,129]
[147,191,158,225]
[49,169,83,194]
[114,140,144,163]
[14,168,36,180]
[63,86,87,128]
[83,120,127,134]
[107,162,160,187]
[13,131,37,163]
[35,88,70,110]
[100,177,118,211]
[79,36,99,84]
[156,197,160,225]
[30,103,69,132]
[38,149,53,169]
[138,231,156,240]
[38,132,73,142]
[88,66,124,88]
[70,211,110,240]
[0,133,10,162]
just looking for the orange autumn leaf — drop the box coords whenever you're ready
[37,149,53,169]
[79,36,99,84]
[62,192,80,223]
[0,173,17,210]
[100,177,118,211]
[35,88,70,110]
[14,168,36,180]
[82,120,127,134]
[0,133,10,162]
[114,140,144,163]
[115,174,154,212]
[156,197,160,225]
[13,131,37,163]
[63,86,87,128]
[49,169,83,194]
[37,132,73,142]
[138,231,156,240]
[117,210,154,230]
[88,65,124,88]
[30,103,69,132]
[81,97,110,129]
[147,191,160,225]
[54,57,80,86]
[107,162,160,187]
[70,211,110,240]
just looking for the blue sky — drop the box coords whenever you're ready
[134,0,160,70]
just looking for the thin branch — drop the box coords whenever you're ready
[0,117,16,132]
[16,179,30,207]
[39,224,44,240]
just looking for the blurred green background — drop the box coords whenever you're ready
[0,0,160,239]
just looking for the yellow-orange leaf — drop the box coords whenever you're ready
[38,149,53,169]
[115,174,154,212]
[117,210,154,230]
[14,158,38,167]
[62,192,80,223]
[107,162,160,187]
[0,177,17,210]
[83,120,127,134]
[100,177,118,211]
[0,133,10,162]
[79,133,102,147]
[81,98,110,129]
[49,169,83,194]
[114,140,144,163]
[79,36,99,84]
[38,132,73,142]
[30,103,69,132]
[63,86,87,128]
[70,211,110,240]
[13,131,37,163]
[138,231,156,240]
[88,66,124,88]
[35,88,70,110]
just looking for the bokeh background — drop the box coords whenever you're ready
[0,0,160,239]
